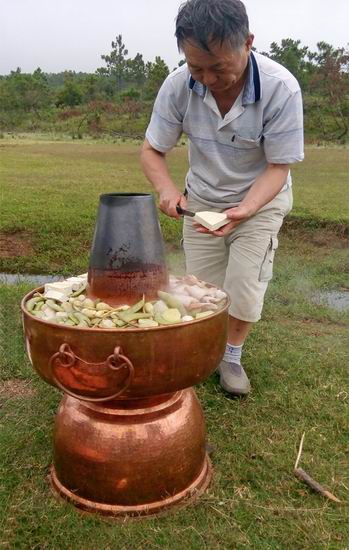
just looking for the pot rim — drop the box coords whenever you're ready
[21,285,230,333]
[99,192,152,199]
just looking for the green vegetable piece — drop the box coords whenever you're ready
[68,314,80,325]
[157,291,187,316]
[119,311,152,323]
[144,302,154,314]
[74,312,92,326]
[26,296,44,312]
[96,302,112,311]
[154,312,181,326]
[62,302,73,313]
[90,318,102,326]
[127,295,145,315]
[81,308,98,319]
[162,308,181,323]
[46,299,63,312]
[71,282,87,297]
[114,319,126,327]
[100,319,114,328]
[195,311,215,319]
[32,310,44,318]
[138,319,159,327]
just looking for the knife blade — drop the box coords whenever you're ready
[176,205,195,217]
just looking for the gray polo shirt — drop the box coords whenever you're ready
[145,52,304,208]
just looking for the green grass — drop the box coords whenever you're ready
[0,141,348,274]
[0,140,348,548]
[0,235,348,549]
[291,147,349,229]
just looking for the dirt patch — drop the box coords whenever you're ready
[284,218,348,240]
[276,316,346,333]
[283,223,348,249]
[0,231,34,258]
[0,379,36,400]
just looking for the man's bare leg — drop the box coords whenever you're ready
[228,316,252,345]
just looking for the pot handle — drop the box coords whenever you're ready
[48,343,134,402]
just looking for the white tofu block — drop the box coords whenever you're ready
[44,281,74,294]
[66,276,86,290]
[194,211,229,231]
[44,289,69,302]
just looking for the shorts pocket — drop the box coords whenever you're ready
[259,236,279,282]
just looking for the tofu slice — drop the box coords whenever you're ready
[44,281,74,295]
[194,211,229,231]
[66,276,87,290]
[44,276,86,296]
[44,290,69,302]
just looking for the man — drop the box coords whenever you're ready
[141,0,304,396]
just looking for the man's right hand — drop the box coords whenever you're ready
[159,187,187,219]
[141,139,187,219]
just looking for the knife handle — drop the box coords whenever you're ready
[176,205,184,215]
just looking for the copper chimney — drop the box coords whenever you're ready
[88,193,168,305]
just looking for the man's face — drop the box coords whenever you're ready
[182,35,254,94]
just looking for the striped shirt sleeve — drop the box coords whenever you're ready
[145,76,185,153]
[263,89,304,164]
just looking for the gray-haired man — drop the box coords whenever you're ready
[141,0,304,396]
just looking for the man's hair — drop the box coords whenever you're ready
[175,0,249,52]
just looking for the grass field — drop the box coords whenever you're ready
[0,140,348,274]
[0,140,348,548]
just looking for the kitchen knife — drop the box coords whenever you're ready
[176,205,195,217]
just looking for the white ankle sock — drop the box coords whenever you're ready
[223,343,243,365]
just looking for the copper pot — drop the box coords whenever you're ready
[22,287,229,400]
[51,389,212,516]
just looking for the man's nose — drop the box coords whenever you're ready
[202,71,218,87]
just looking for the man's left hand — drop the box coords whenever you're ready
[193,204,253,237]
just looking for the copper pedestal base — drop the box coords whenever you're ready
[50,456,212,518]
[50,389,212,518]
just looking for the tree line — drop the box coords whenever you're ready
[0,35,347,142]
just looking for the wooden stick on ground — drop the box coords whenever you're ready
[294,432,341,504]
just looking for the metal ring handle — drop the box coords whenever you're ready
[48,344,134,402]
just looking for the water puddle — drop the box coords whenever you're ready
[0,273,63,285]
[312,290,349,312]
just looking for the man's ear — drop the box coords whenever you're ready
[246,34,254,53]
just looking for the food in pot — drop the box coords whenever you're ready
[25,274,227,329]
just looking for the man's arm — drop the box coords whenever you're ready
[237,162,290,216]
[141,139,187,218]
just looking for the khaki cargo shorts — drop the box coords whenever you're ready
[183,188,293,322]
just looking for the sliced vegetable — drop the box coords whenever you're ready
[157,291,187,316]
[195,311,215,319]
[138,319,159,327]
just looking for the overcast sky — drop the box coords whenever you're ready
[0,0,347,74]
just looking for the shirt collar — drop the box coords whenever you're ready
[188,51,262,105]
[242,51,261,105]
[189,75,205,97]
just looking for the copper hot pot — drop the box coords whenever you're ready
[22,287,229,401]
